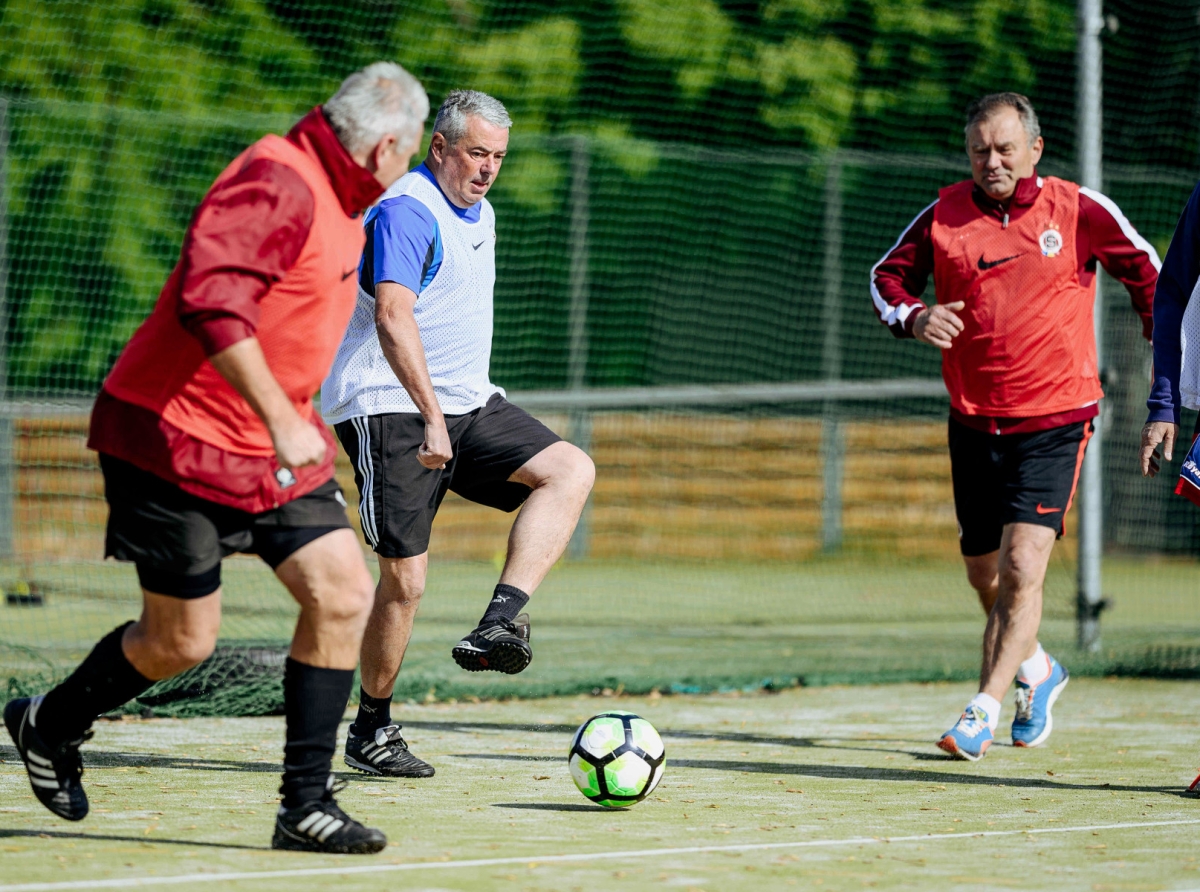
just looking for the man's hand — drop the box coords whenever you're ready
[913,301,966,349]
[419,419,453,469]
[270,415,328,470]
[1140,421,1180,477]
[209,338,327,471]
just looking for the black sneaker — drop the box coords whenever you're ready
[451,612,532,674]
[272,788,387,854]
[344,724,435,778]
[4,696,92,822]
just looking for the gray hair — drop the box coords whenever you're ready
[324,62,429,157]
[964,92,1041,146]
[433,90,512,147]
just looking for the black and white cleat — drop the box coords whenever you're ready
[272,790,387,854]
[344,724,435,778]
[3,696,91,822]
[451,612,532,674]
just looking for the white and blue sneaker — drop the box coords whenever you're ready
[1011,655,1069,748]
[937,705,994,761]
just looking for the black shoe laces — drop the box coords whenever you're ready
[53,730,92,783]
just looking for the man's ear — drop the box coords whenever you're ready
[428,132,446,162]
[1030,135,1045,165]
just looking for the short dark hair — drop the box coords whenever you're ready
[964,92,1041,145]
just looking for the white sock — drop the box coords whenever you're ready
[1017,643,1052,686]
[968,693,1002,732]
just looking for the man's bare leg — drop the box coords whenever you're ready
[359,553,428,699]
[451,441,595,674]
[978,522,1056,702]
[344,551,436,777]
[500,440,596,592]
[276,529,375,669]
[270,529,378,814]
[963,551,1000,615]
[939,524,1056,759]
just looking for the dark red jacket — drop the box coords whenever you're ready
[88,108,383,512]
[871,172,1160,433]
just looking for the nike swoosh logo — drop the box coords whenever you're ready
[341,268,357,281]
[977,254,1021,270]
[473,241,486,250]
[1035,503,1062,514]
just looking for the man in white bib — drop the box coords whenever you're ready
[322,91,595,778]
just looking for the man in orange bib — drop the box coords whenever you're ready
[3,63,428,852]
[871,93,1159,760]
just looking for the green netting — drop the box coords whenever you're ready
[3,1,1200,716]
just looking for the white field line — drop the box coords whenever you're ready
[1,818,1198,891]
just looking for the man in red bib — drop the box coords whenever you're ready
[3,63,428,852]
[871,93,1159,760]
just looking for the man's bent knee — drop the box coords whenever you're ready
[544,443,595,492]
[307,575,375,625]
[963,552,998,595]
[377,554,428,608]
[126,622,217,678]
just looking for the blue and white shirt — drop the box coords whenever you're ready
[321,164,501,422]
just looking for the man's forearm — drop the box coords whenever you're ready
[209,337,302,434]
[375,286,444,425]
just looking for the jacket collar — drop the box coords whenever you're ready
[971,169,1041,218]
[286,107,383,217]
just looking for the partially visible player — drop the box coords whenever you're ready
[872,92,1159,760]
[322,90,594,778]
[1140,180,1200,792]
[3,63,428,853]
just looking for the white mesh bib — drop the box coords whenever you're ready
[322,169,502,422]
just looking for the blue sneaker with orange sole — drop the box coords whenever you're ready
[1011,655,1069,748]
[937,704,994,761]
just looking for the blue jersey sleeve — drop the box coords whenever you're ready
[360,195,442,298]
[1147,182,1200,424]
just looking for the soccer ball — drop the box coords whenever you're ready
[568,710,665,808]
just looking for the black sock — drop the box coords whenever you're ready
[280,658,354,809]
[480,583,529,624]
[38,622,153,748]
[350,686,392,737]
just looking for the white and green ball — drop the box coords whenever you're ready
[568,711,665,808]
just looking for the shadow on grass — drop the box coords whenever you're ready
[491,802,617,812]
[450,752,1186,797]
[0,745,280,775]
[0,827,268,851]
[403,719,931,757]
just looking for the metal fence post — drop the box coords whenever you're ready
[567,136,592,560]
[1076,0,1106,651]
[0,98,13,561]
[820,158,844,552]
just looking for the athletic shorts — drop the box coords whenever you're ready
[100,455,352,598]
[334,394,561,558]
[948,417,1093,557]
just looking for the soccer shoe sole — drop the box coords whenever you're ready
[344,752,435,778]
[271,824,387,855]
[4,698,89,822]
[451,640,532,674]
[936,734,989,762]
[1012,670,1069,748]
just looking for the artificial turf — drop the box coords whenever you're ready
[3,677,1200,891]
[7,555,1200,710]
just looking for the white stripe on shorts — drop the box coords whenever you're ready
[351,416,379,548]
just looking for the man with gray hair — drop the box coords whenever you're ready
[870,92,1159,760]
[4,62,426,853]
[323,90,595,779]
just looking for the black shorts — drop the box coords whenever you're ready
[101,455,352,598]
[334,394,561,558]
[949,417,1092,557]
